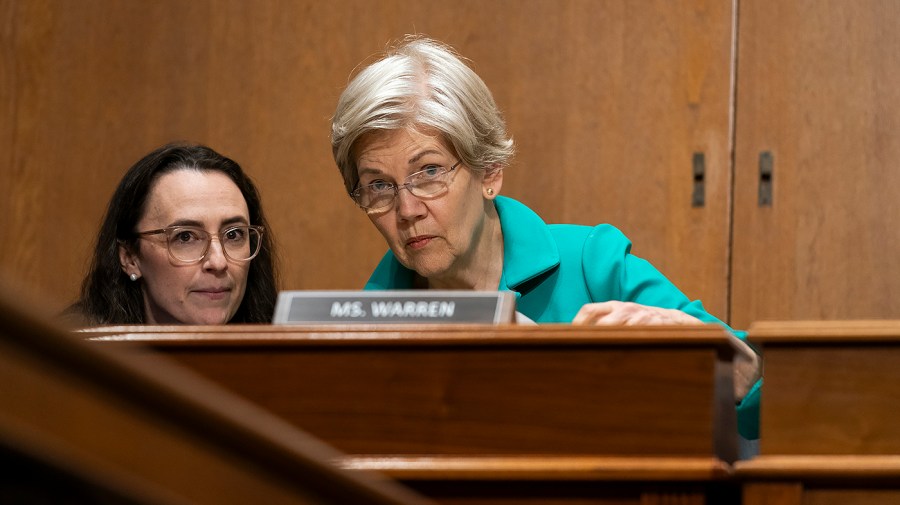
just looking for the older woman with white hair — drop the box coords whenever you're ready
[330,36,761,442]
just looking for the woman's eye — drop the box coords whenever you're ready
[174,230,200,243]
[369,180,393,192]
[223,228,246,242]
[421,165,442,177]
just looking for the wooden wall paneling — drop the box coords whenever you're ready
[195,0,496,296]
[2,0,735,324]
[1,0,219,307]
[732,0,900,328]
[178,0,735,317]
[1,0,57,301]
[0,0,15,290]
[480,0,735,320]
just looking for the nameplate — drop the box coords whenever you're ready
[272,290,516,324]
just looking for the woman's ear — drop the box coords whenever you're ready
[118,242,141,280]
[483,164,504,199]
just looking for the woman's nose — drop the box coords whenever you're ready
[202,238,229,271]
[395,186,427,221]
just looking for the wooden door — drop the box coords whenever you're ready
[471,0,736,321]
[731,0,900,328]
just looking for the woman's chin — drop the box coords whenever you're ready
[181,309,233,325]
[397,251,451,280]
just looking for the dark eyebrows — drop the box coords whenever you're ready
[168,219,205,228]
[221,216,250,227]
[167,216,249,229]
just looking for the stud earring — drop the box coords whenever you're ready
[129,273,138,282]
[486,188,495,196]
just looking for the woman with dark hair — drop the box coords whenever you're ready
[68,142,278,325]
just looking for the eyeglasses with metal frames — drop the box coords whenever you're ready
[135,225,264,264]
[351,161,461,212]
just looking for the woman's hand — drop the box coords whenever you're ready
[729,336,762,402]
[572,301,703,326]
[572,301,761,401]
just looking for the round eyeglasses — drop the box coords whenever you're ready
[135,225,264,264]
[351,161,461,212]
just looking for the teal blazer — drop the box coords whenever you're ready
[366,195,761,439]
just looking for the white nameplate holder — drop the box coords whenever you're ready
[272,290,516,324]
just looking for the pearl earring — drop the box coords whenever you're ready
[129,273,138,282]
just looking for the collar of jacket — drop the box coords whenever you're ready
[494,196,560,292]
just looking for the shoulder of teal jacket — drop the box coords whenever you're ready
[494,196,560,288]
[581,222,698,310]
[582,223,634,257]
[578,223,633,301]
[364,250,416,290]
[579,224,745,336]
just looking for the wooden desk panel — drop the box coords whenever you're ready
[88,324,738,461]
[1,297,430,505]
[750,320,900,455]
[85,324,741,505]
[738,455,900,505]
[343,455,737,505]
[741,321,900,505]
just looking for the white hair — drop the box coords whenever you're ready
[331,36,515,194]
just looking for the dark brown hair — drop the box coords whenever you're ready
[69,142,278,325]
